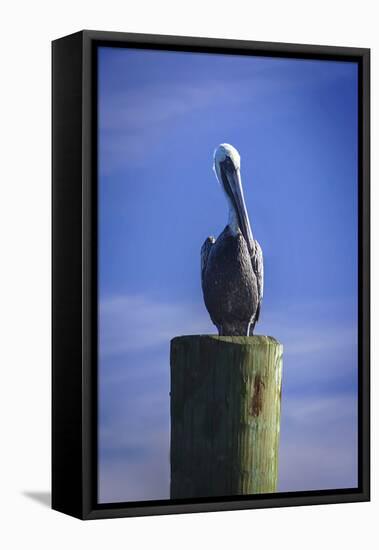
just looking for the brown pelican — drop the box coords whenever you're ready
[201,144,263,336]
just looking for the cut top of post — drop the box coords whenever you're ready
[171,334,281,347]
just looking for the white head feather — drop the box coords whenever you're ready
[213,143,241,174]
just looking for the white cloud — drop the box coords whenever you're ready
[98,293,358,501]
[98,71,295,175]
[99,58,356,175]
[272,323,356,357]
[98,391,358,502]
[100,81,234,133]
[282,393,357,427]
[99,431,170,503]
[99,80,240,174]
[278,393,358,492]
[99,294,212,357]
[257,299,358,359]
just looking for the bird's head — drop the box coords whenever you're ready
[213,143,241,179]
[213,143,254,254]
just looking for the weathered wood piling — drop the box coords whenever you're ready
[170,335,283,499]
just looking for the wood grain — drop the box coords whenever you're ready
[170,335,283,499]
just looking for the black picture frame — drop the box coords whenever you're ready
[52,30,370,520]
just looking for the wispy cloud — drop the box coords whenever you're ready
[278,393,358,492]
[99,79,255,174]
[99,431,170,502]
[100,293,357,358]
[98,390,358,502]
[98,65,308,176]
[100,82,234,133]
[99,346,170,503]
[257,298,358,393]
[262,319,357,361]
[99,294,212,357]
[99,56,356,175]
[98,293,358,502]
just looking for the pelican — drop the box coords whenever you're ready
[201,144,263,336]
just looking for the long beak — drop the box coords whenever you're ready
[221,164,254,254]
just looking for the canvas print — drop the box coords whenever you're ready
[97,46,358,503]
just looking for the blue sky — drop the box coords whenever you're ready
[98,46,358,502]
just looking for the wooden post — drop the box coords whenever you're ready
[170,335,283,499]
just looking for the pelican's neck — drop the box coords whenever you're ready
[228,201,240,235]
[226,194,255,254]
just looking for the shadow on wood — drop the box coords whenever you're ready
[170,335,283,499]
